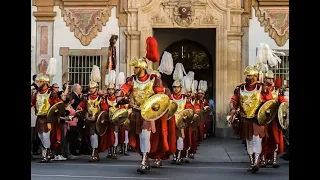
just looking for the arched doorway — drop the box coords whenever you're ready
[160,39,214,99]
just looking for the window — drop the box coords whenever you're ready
[60,47,108,90]
[68,55,102,89]
[271,50,289,88]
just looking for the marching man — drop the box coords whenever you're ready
[31,58,61,163]
[116,37,170,174]
[260,71,287,168]
[170,63,188,165]
[77,65,108,162]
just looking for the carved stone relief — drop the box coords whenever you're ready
[228,0,241,8]
[147,1,224,28]
[60,3,112,46]
[173,5,195,27]
[254,6,289,46]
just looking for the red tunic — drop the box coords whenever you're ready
[77,94,108,145]
[195,98,210,141]
[189,98,201,154]
[183,97,195,152]
[163,93,184,158]
[99,95,126,152]
[120,73,168,159]
[262,86,286,157]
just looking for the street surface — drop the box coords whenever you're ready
[31,138,289,180]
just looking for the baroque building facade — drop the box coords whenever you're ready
[31,0,289,137]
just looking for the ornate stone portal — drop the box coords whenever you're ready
[125,0,244,132]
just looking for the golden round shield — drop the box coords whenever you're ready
[166,100,178,120]
[141,94,170,121]
[278,102,289,130]
[96,111,109,136]
[111,108,129,126]
[47,102,66,123]
[257,100,278,125]
[176,109,194,129]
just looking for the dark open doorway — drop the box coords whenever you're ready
[160,39,213,98]
[153,28,216,136]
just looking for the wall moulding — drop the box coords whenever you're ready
[33,0,57,21]
[59,0,118,46]
[253,0,289,46]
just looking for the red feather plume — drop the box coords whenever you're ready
[146,36,159,62]
[274,77,281,88]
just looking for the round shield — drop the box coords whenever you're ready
[166,100,178,120]
[278,102,289,130]
[96,111,109,136]
[176,109,194,129]
[196,110,205,120]
[141,94,170,121]
[47,102,66,123]
[111,108,129,126]
[257,100,278,125]
[190,114,200,129]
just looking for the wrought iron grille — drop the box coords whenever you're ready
[67,55,102,89]
[271,50,289,88]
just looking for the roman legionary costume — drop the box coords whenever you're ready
[116,37,170,174]
[180,73,201,161]
[252,43,287,169]
[188,79,201,160]
[77,65,108,162]
[196,80,210,142]
[116,72,131,156]
[229,65,273,173]
[260,71,287,168]
[151,51,175,167]
[99,70,129,158]
[31,58,63,163]
[169,63,192,165]
[98,70,118,159]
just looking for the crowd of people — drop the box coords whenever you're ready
[31,37,288,175]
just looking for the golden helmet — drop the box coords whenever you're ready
[197,89,205,94]
[172,80,182,87]
[107,83,115,89]
[265,70,274,79]
[244,66,259,76]
[37,74,50,82]
[89,81,99,88]
[129,58,148,69]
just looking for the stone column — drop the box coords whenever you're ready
[119,27,127,75]
[124,31,141,76]
[215,1,244,138]
[33,0,56,76]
